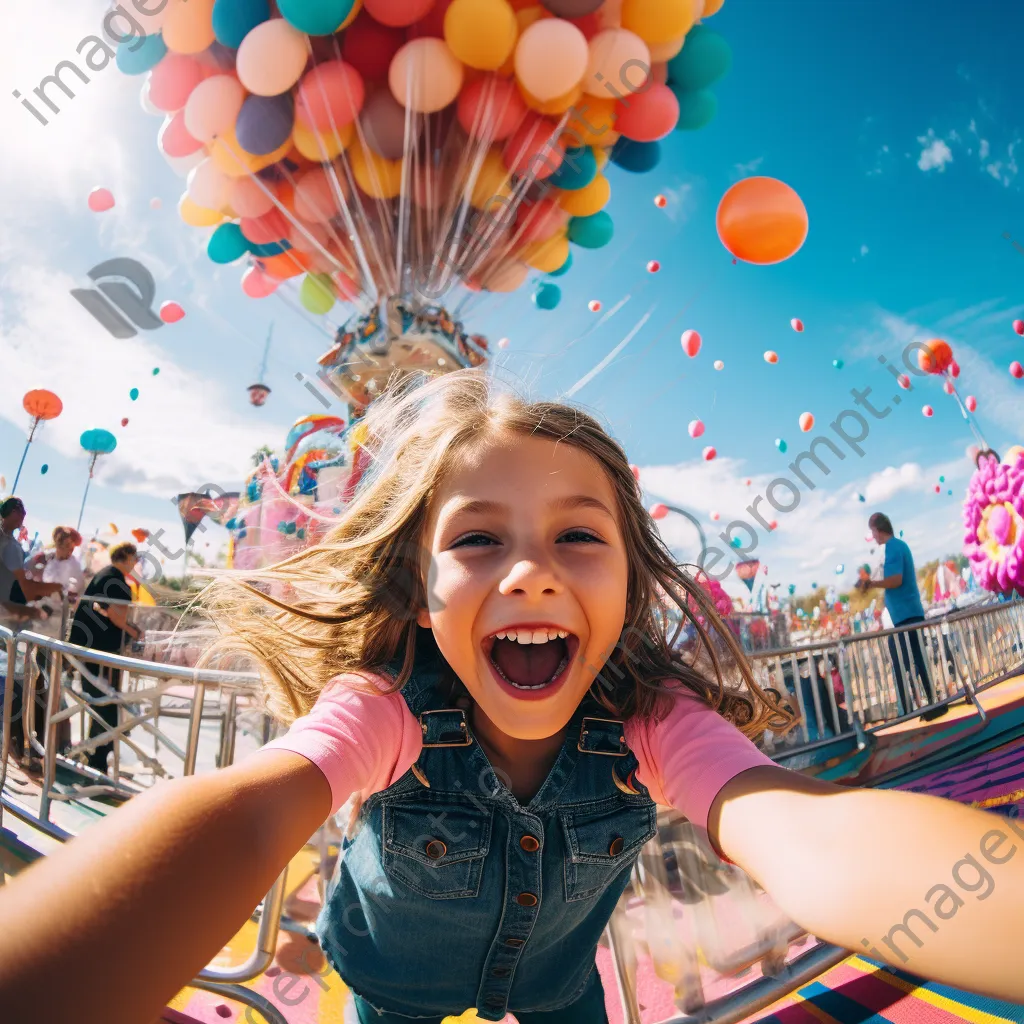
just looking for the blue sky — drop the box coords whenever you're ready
[2,0,1023,595]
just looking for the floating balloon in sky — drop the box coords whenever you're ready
[943,379,954,395]
[160,301,185,323]
[790,318,804,332]
[121,417,129,427]
[967,444,980,462]
[588,299,602,312]
[630,465,640,482]
[775,438,788,453]
[681,330,701,357]
[713,359,724,370]
[917,338,953,375]
[150,197,162,210]
[950,360,960,378]
[40,464,48,475]
[744,478,751,485]
[654,194,667,208]
[716,177,809,265]
[534,283,561,310]
[647,260,660,273]
[939,475,945,483]
[764,350,778,364]
[130,388,139,400]
[1011,361,1024,379]
[922,405,934,417]
[152,367,160,375]
[769,520,778,530]
[799,412,814,432]
[688,419,705,438]
[650,503,668,520]
[88,187,115,212]
[710,511,720,521]
[898,374,911,389]
[833,358,844,369]
[965,395,977,412]
[703,446,717,461]
[497,337,509,349]
[856,493,865,502]
[835,563,844,574]
[1014,319,1024,336]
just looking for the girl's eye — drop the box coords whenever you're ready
[559,529,602,544]
[451,533,498,548]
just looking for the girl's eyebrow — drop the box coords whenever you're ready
[446,494,616,519]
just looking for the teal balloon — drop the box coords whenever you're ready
[533,283,561,310]
[670,87,717,131]
[130,388,140,401]
[300,273,336,315]
[40,464,49,475]
[567,211,614,249]
[116,33,166,75]
[610,138,661,173]
[250,240,291,257]
[775,438,788,453]
[277,0,356,34]
[80,428,117,455]
[939,475,945,483]
[152,367,160,375]
[948,489,953,496]
[212,0,270,48]
[548,252,573,277]
[208,223,249,264]
[549,147,597,191]
[833,358,844,369]
[667,25,733,92]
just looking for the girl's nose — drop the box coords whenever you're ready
[498,555,564,599]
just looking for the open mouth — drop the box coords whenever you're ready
[483,627,579,692]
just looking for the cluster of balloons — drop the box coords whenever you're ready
[117,0,734,318]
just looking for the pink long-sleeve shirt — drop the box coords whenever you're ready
[259,674,774,832]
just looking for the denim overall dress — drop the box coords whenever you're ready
[316,636,658,1021]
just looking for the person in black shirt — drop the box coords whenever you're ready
[69,543,143,774]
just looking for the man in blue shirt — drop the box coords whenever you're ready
[859,513,947,721]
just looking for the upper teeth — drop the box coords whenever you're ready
[494,628,569,644]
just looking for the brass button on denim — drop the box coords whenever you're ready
[424,840,447,859]
[516,892,538,907]
[608,836,624,856]
[520,835,540,852]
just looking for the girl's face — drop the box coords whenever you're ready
[417,431,629,741]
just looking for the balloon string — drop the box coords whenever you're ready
[564,308,655,399]
[945,373,990,450]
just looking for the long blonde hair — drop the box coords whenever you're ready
[202,370,793,739]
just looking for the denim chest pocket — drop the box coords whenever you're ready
[561,798,657,902]
[382,799,493,900]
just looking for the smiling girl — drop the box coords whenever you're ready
[0,370,1022,1024]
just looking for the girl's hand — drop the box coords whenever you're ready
[710,767,1024,1001]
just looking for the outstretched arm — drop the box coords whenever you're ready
[710,766,1024,1000]
[0,750,330,1024]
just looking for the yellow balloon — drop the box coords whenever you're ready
[557,174,610,217]
[520,233,569,273]
[519,82,583,115]
[622,0,695,45]
[649,35,686,62]
[703,0,725,14]
[469,148,513,209]
[441,1012,482,1024]
[593,148,610,170]
[338,0,362,29]
[565,95,617,146]
[445,0,518,71]
[350,146,403,199]
[210,130,291,178]
[178,194,226,227]
[293,121,352,161]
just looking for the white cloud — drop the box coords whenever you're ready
[732,157,764,178]
[658,182,695,224]
[980,139,991,160]
[0,265,288,497]
[862,463,923,503]
[859,244,869,256]
[917,132,954,172]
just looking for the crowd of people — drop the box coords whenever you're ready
[1,494,143,775]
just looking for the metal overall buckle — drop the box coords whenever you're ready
[578,717,643,796]
[412,709,473,789]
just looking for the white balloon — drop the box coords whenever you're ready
[139,80,162,116]
[187,158,231,208]
[163,147,206,177]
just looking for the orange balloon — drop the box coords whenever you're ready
[259,251,307,280]
[23,389,63,420]
[918,339,954,375]
[716,177,808,265]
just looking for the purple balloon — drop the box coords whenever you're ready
[540,0,603,15]
[360,90,410,161]
[236,93,294,156]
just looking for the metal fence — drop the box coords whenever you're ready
[3,599,1024,1024]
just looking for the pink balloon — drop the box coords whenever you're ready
[647,260,660,273]
[1011,362,1024,379]
[791,318,804,332]
[702,446,717,461]
[943,379,954,394]
[630,464,640,481]
[764,350,778,364]
[149,54,207,113]
[159,110,204,158]
[1014,319,1024,336]
[710,511,720,521]
[965,395,977,412]
[159,301,186,323]
[688,419,704,438]
[768,520,778,530]
[681,329,701,357]
[650,503,668,520]
[615,84,680,142]
[88,187,115,212]
[588,299,602,312]
[296,62,366,132]
[897,374,910,389]
[457,76,526,141]
[922,405,934,417]
[241,265,279,299]
[365,0,436,27]
[799,412,814,432]
[497,337,510,349]
[950,360,960,378]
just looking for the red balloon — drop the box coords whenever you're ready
[160,301,186,323]
[121,417,130,427]
[342,14,405,81]
[615,84,679,143]
[950,360,960,378]
[897,374,911,389]
[457,76,526,141]
[647,260,660,273]
[1014,319,1024,336]
[407,0,454,37]
[1011,361,1024,379]
[516,197,569,243]
[503,116,566,179]
[650,503,668,520]
[965,395,977,412]
[917,338,953,375]
[364,0,436,27]
[241,208,292,245]
[296,62,366,132]
[703,446,717,461]
[922,405,934,417]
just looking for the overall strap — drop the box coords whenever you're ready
[576,706,646,798]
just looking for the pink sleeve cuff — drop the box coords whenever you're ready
[625,691,775,831]
[256,675,422,816]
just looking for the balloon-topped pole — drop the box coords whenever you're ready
[77,429,117,531]
[13,389,63,491]
[917,339,991,451]
[248,322,274,407]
